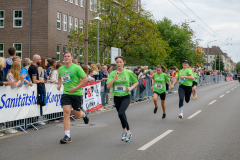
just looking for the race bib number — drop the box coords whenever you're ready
[155,83,162,89]
[114,85,126,92]
[180,78,185,82]
[61,74,71,83]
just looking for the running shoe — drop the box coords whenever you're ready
[125,132,132,142]
[83,116,89,124]
[121,131,128,141]
[193,95,196,99]
[179,113,183,119]
[154,107,158,114]
[60,135,72,144]
[195,94,197,98]
[162,113,166,119]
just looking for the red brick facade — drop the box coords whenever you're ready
[0,0,141,61]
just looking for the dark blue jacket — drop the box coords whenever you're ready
[3,58,13,78]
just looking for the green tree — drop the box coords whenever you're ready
[68,0,169,66]
[236,62,240,73]
[156,18,201,69]
[211,54,225,71]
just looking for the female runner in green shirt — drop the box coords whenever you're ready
[171,60,194,119]
[151,65,173,119]
[107,56,139,142]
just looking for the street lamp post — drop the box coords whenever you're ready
[207,40,217,69]
[94,14,101,64]
[84,0,89,65]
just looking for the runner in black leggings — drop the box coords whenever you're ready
[171,60,194,119]
[107,56,139,142]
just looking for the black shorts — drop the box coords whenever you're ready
[61,94,83,111]
[192,81,198,87]
[153,92,166,100]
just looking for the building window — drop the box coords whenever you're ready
[75,0,78,5]
[0,11,4,28]
[0,43,3,57]
[79,19,83,33]
[13,43,22,59]
[57,12,61,30]
[90,0,93,11]
[63,45,67,53]
[69,16,73,32]
[94,0,97,12]
[70,0,73,3]
[75,18,78,31]
[63,14,67,31]
[13,10,23,28]
[210,56,212,58]
[80,0,84,7]
[57,45,60,61]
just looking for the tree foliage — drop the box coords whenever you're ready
[68,0,169,65]
[67,1,205,68]
[156,18,204,69]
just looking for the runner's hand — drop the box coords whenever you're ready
[151,86,153,90]
[115,71,120,79]
[170,85,174,89]
[69,86,77,93]
[180,76,185,79]
[127,87,133,92]
[57,85,61,90]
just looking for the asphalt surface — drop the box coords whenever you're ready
[0,81,240,160]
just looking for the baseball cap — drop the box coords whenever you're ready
[182,60,189,64]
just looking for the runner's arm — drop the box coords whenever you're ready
[107,77,116,89]
[75,76,87,90]
[182,75,194,80]
[58,77,62,86]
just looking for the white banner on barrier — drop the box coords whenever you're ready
[0,81,102,123]
[0,85,39,123]
[82,81,102,112]
[43,83,63,115]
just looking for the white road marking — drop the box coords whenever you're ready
[231,88,234,90]
[187,110,202,119]
[209,100,217,105]
[138,130,173,151]
[226,91,230,93]
[220,95,224,98]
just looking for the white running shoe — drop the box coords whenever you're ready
[125,132,132,142]
[179,113,183,119]
[0,133,4,137]
[121,131,128,141]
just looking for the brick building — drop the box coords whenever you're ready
[0,0,141,62]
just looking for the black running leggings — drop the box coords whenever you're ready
[178,85,192,108]
[114,95,131,130]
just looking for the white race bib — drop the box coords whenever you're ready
[114,85,126,92]
[155,83,162,89]
[61,74,71,83]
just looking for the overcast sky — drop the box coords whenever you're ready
[142,0,240,63]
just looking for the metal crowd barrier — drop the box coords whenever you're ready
[0,75,227,134]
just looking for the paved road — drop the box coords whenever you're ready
[1,81,240,160]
